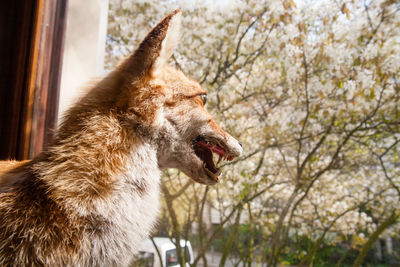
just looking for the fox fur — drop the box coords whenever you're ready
[0,10,242,266]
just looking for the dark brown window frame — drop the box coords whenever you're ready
[0,0,68,160]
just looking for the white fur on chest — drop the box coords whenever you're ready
[87,144,161,266]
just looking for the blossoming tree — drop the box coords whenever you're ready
[107,0,400,266]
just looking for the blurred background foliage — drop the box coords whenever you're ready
[107,0,400,266]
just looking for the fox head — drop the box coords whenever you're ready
[109,10,242,185]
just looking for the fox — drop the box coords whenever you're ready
[0,10,242,267]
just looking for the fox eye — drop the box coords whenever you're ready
[199,94,207,105]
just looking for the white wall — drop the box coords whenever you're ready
[58,0,109,121]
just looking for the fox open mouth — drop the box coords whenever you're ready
[192,135,234,182]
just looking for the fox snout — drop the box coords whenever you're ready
[201,119,243,158]
[189,118,242,184]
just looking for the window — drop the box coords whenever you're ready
[166,249,178,266]
[166,246,191,266]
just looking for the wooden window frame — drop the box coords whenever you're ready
[0,0,68,160]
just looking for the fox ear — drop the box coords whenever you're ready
[125,10,181,79]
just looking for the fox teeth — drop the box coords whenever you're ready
[217,155,222,164]
[212,153,218,165]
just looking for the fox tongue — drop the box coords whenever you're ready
[210,145,225,157]
[197,141,226,157]
[204,142,232,161]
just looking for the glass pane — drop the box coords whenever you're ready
[166,249,178,267]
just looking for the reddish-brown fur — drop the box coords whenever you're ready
[0,10,242,266]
